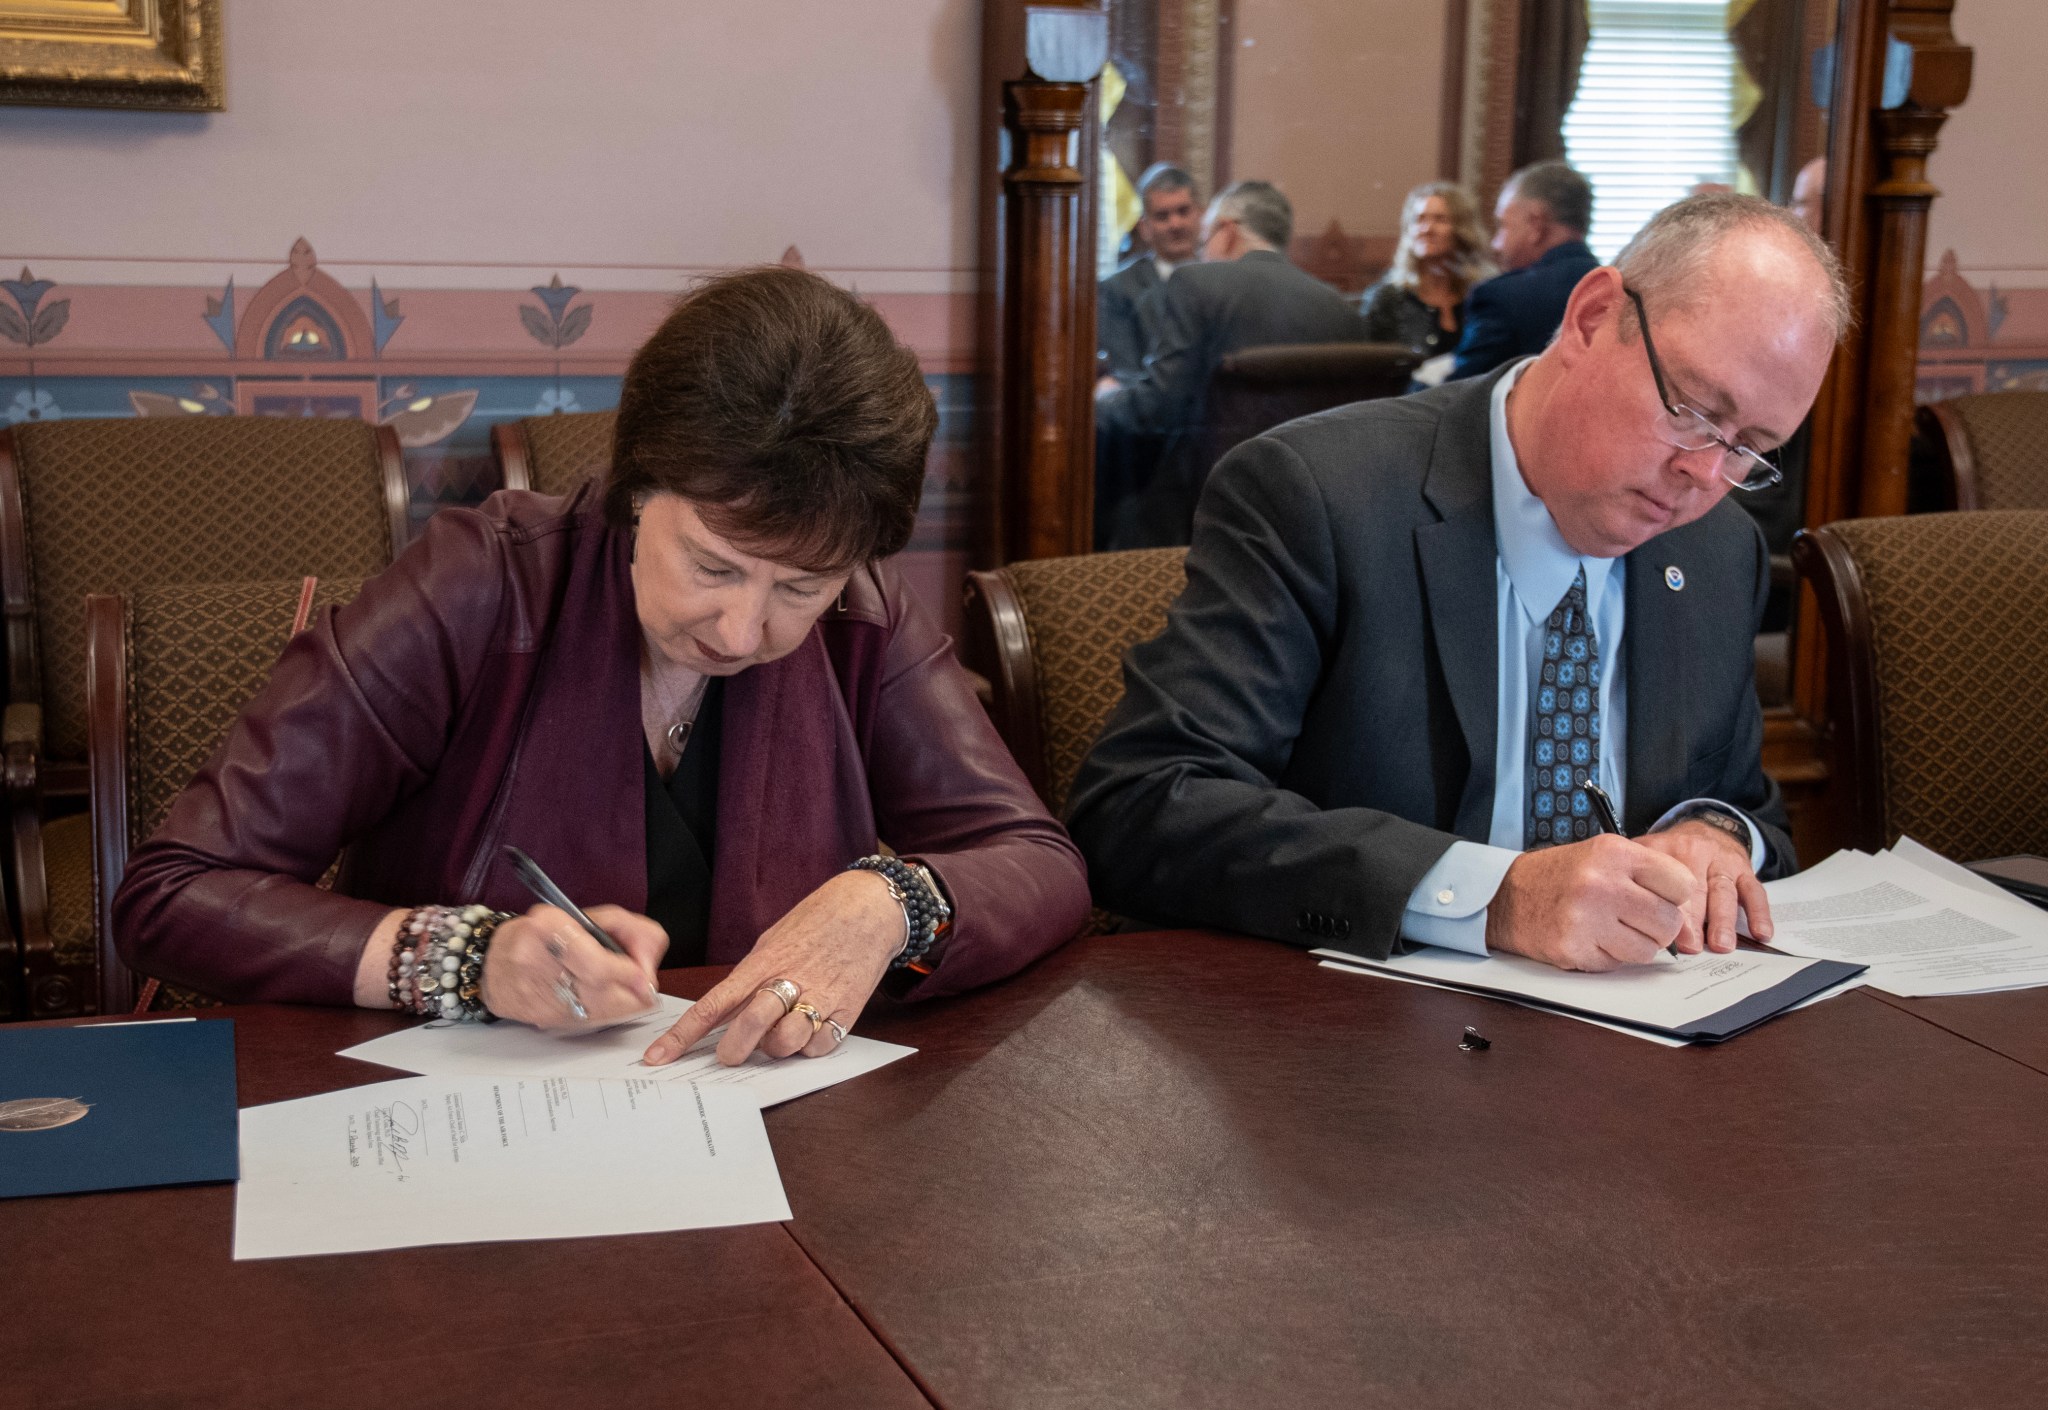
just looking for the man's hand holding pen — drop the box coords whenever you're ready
[1485,783,1773,971]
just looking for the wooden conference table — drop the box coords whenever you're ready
[12,931,2048,1409]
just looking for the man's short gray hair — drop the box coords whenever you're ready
[1615,192,1853,343]
[1504,161,1593,235]
[1212,180,1294,251]
[1137,163,1198,204]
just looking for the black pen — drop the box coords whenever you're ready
[1584,782,1622,837]
[1584,783,1681,956]
[501,845,628,956]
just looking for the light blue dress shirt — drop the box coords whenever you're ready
[1401,360,1765,954]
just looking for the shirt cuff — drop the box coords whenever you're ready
[1400,841,1519,956]
[1651,798,1768,873]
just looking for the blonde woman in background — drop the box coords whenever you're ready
[1359,182,1496,361]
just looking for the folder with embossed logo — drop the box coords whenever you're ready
[0,1019,237,1199]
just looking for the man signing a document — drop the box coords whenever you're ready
[1069,195,1849,971]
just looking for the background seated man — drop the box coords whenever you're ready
[1095,164,1202,548]
[1446,161,1600,381]
[1099,163,1202,382]
[1096,179,1363,548]
[1069,195,1849,973]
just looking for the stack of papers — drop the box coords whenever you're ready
[1753,836,2048,997]
[233,996,914,1260]
[1314,944,1863,1046]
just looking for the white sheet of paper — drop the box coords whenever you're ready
[337,994,913,1107]
[1317,958,1693,1045]
[1886,835,2034,907]
[1756,847,2048,997]
[234,1076,790,1260]
[1317,955,1864,1047]
[1310,942,1829,1034]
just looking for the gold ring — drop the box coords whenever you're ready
[791,1001,827,1035]
[757,978,801,1016]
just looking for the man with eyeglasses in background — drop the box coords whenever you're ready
[1069,194,1849,973]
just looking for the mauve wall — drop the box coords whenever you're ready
[1916,0,2048,399]
[1229,0,1449,246]
[0,0,981,620]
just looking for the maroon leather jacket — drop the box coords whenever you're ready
[115,486,1091,1006]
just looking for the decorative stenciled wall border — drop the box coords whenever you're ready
[1915,250,2048,401]
[0,241,978,630]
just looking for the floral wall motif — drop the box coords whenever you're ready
[1,0,980,625]
[0,241,975,630]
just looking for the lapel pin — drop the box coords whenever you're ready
[1663,565,1685,591]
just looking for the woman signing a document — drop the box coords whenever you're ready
[116,267,1090,1065]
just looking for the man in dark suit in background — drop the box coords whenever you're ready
[1069,195,1849,973]
[1096,179,1363,547]
[1098,164,1202,381]
[1094,165,1203,548]
[1446,161,1600,381]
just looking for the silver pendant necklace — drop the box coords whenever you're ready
[654,673,710,759]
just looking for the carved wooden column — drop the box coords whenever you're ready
[1787,0,1971,854]
[1002,82,1096,562]
[979,2,1108,566]
[1853,0,1973,517]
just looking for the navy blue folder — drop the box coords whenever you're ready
[0,1019,238,1199]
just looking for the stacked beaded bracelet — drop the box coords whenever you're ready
[388,904,511,1022]
[847,855,951,972]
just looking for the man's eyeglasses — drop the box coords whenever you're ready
[1623,285,1783,493]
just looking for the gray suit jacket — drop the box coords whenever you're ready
[1066,367,1793,961]
[1098,256,1165,381]
[1098,249,1364,546]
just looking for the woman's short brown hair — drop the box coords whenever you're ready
[605,266,938,572]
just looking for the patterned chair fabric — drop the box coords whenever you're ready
[1808,511,2048,858]
[126,577,366,849]
[1930,391,2048,511]
[94,577,366,1012]
[42,813,94,974]
[1001,548,1189,818]
[507,410,616,499]
[7,417,397,763]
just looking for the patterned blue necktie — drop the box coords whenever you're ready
[1528,567,1601,848]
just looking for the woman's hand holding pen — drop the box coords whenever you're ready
[478,905,666,1029]
[641,870,904,1068]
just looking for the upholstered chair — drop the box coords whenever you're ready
[0,417,404,1018]
[1795,510,2048,858]
[962,548,1189,819]
[85,576,366,1015]
[1916,391,2048,511]
[492,410,617,497]
[1196,342,1418,488]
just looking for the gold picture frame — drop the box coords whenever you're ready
[0,0,223,111]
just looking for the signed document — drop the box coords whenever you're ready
[337,995,913,1108]
[234,1076,789,1260]
[1314,942,1862,1043]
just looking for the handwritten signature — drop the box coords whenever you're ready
[377,1101,423,1179]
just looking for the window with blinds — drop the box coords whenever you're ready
[1563,0,1742,261]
